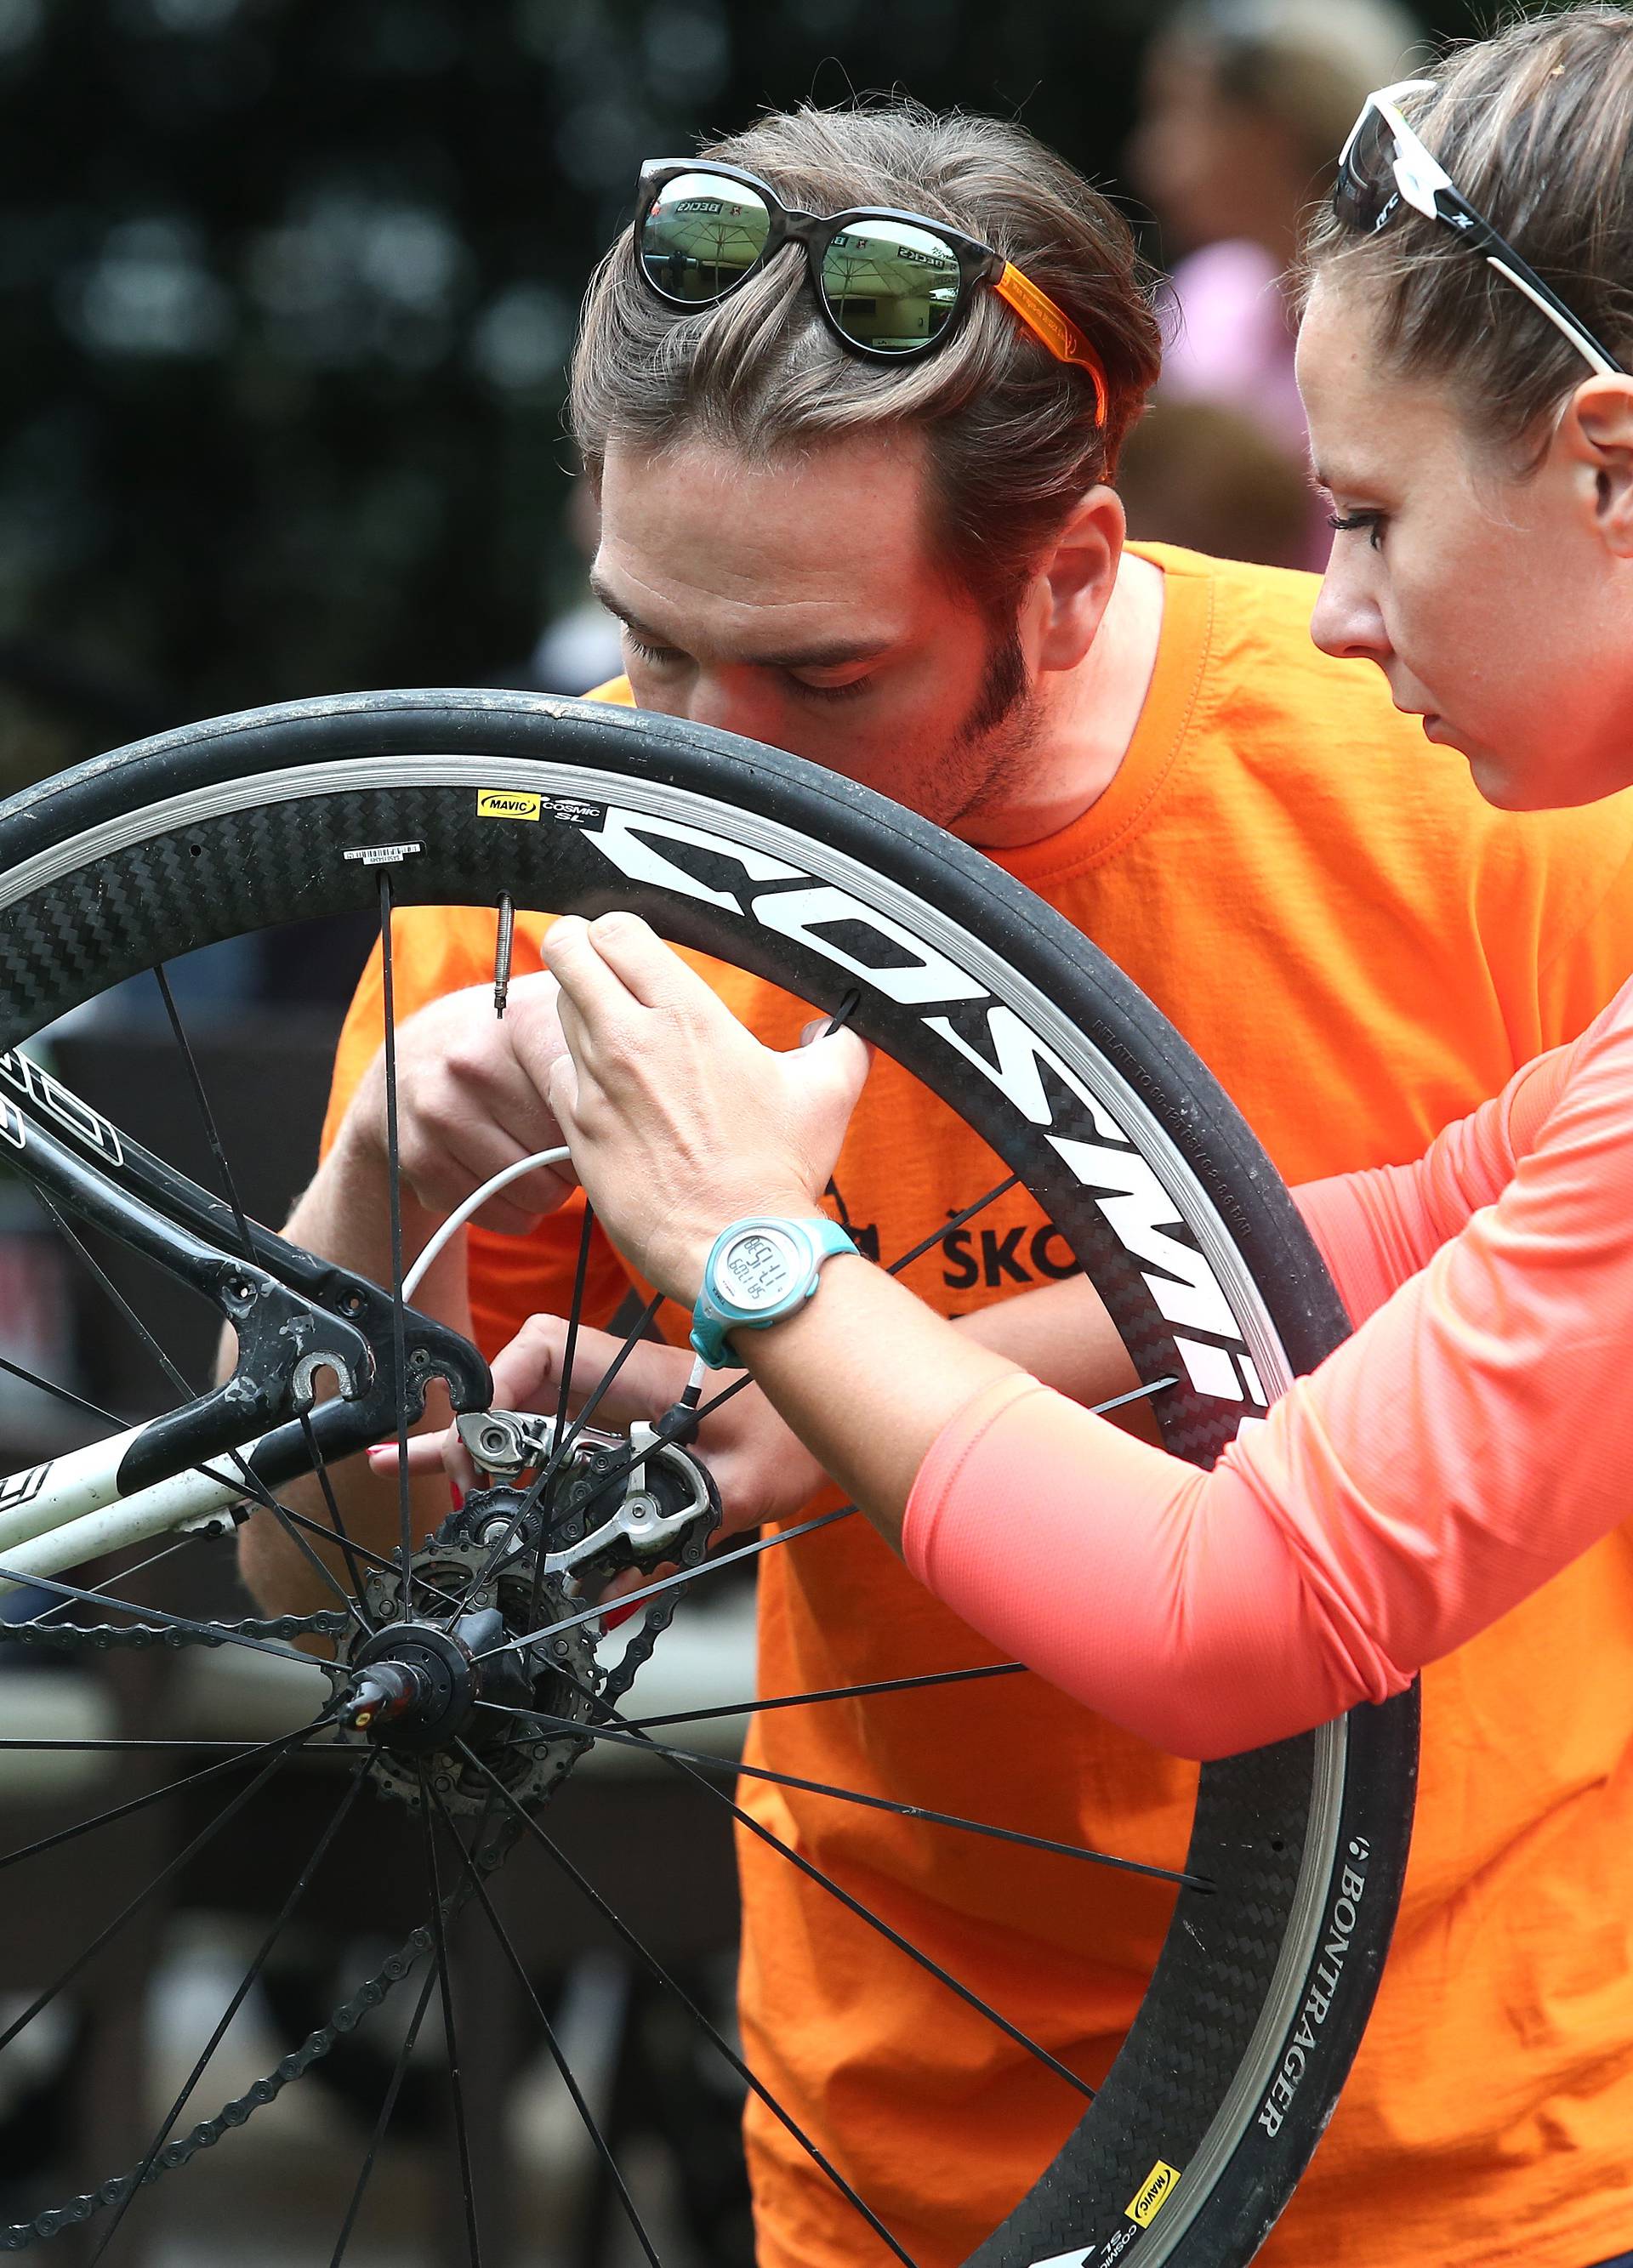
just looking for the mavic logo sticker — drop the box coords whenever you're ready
[476,790,541,822]
[1126,2161,1181,2228]
[581,804,1264,1404]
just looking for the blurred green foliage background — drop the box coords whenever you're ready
[0,0,1488,792]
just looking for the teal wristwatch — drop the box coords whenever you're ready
[690,1215,860,1369]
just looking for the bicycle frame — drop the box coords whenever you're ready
[0,1047,490,1592]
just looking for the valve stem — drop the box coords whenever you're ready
[493,892,515,1018]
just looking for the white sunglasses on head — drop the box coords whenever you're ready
[1334,77,1623,378]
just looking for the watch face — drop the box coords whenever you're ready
[714,1225,805,1312]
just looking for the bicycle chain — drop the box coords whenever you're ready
[1,1486,712,2243]
[0,1805,523,2249]
[0,1609,350,1657]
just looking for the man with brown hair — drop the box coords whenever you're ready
[259,100,1633,2268]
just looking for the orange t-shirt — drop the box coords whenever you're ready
[322,546,1633,2268]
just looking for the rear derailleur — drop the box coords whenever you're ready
[327,1408,720,1818]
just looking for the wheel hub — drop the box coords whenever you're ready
[332,1515,600,1816]
[338,1615,488,1753]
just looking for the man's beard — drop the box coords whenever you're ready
[929,617,1044,829]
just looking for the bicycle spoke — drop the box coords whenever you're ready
[298,1407,374,1619]
[377,874,417,1623]
[477,1705,1209,1893]
[33,1189,373,1643]
[621,1660,1026,1731]
[29,1531,202,1625]
[151,963,257,1258]
[882,1170,1021,1282]
[425,1783,666,2268]
[0,1737,313,1754]
[270,1496,462,1617]
[469,1503,857,1666]
[86,1754,375,2265]
[453,1740,919,2268]
[450,1290,669,1626]
[330,1964,443,2268]
[0,1348,125,1431]
[525,1195,597,1623]
[0,1725,336,1873]
[35,1191,196,1410]
[551,1710,1095,2098]
[456,1207,609,1611]
[0,1728,320,2053]
[418,1774,483,2268]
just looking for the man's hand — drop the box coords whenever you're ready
[342,970,580,1234]
[382,1313,828,1540]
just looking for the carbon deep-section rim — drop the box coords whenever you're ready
[0,690,1417,2266]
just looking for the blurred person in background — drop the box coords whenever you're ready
[260,94,1633,2268]
[1121,0,1423,564]
[521,472,624,698]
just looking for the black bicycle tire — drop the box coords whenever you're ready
[0,687,1418,2268]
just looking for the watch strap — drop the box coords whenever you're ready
[690,1214,859,1370]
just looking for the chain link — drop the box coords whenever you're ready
[0,1808,521,2248]
[0,1466,715,2243]
[0,1610,350,1657]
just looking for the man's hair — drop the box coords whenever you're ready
[1299,4,1633,463]
[569,102,1162,617]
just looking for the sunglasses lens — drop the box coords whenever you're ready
[640,171,772,304]
[819,219,963,353]
[1333,104,1401,233]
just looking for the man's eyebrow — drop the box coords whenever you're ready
[590,576,893,671]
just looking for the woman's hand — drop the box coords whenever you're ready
[538,912,871,1301]
[381,1312,830,1538]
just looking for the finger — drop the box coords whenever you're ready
[541,914,643,1038]
[427,1125,579,1232]
[788,1023,873,1128]
[369,1433,449,1476]
[544,1054,582,1151]
[801,1014,877,1061]
[582,911,728,1019]
[490,1317,690,1428]
[369,1430,479,1492]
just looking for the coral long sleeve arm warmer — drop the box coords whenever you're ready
[902,1011,1622,1759]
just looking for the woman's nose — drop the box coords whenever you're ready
[1310,557,1391,667]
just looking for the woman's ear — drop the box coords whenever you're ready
[1562,376,1633,558]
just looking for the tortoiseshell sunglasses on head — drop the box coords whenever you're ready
[633,158,1109,425]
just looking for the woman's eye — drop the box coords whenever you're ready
[1327,509,1386,552]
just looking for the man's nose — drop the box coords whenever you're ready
[683,669,787,747]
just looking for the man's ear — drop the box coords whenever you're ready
[1562,376,1633,558]
[1033,486,1126,672]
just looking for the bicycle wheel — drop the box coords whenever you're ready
[0,688,1416,2267]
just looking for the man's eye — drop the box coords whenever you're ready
[1327,510,1386,552]
[791,674,872,704]
[623,633,683,668]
